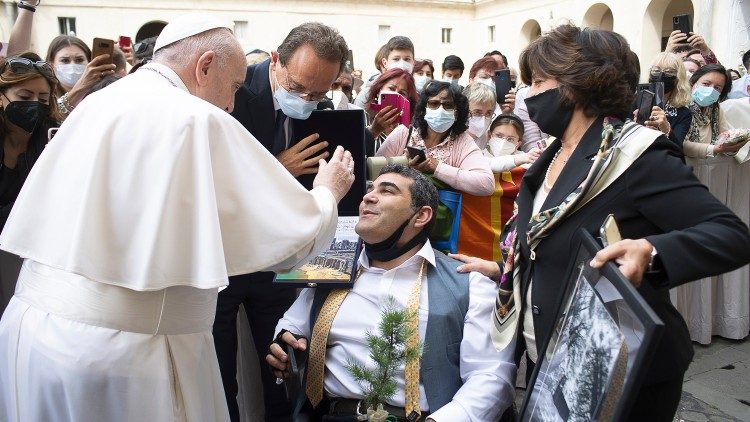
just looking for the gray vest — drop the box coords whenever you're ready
[307,250,470,412]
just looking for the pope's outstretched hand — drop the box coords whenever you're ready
[313,145,355,203]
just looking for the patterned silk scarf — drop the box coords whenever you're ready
[685,102,720,145]
[491,117,642,350]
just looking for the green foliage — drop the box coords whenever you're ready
[346,297,424,411]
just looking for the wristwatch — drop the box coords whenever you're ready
[646,245,662,273]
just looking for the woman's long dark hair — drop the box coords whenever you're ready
[689,64,732,102]
[412,80,469,139]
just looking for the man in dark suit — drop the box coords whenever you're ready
[215,22,349,422]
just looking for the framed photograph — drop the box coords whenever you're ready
[274,216,361,288]
[519,229,664,422]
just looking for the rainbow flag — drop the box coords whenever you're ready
[457,167,526,261]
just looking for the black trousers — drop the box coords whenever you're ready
[626,375,684,421]
[213,271,297,422]
[525,354,683,422]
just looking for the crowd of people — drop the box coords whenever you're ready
[0,1,749,422]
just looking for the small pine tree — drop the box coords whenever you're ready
[346,297,424,412]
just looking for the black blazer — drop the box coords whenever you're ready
[231,59,334,155]
[514,117,750,385]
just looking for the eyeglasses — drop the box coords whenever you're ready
[1,58,55,80]
[279,68,328,102]
[492,135,519,144]
[470,110,495,119]
[650,67,678,77]
[426,99,455,110]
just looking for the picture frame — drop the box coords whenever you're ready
[519,229,664,422]
[274,216,361,288]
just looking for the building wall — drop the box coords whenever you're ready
[0,0,747,85]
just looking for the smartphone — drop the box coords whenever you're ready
[47,127,59,141]
[635,89,655,125]
[672,14,692,38]
[92,38,115,65]
[637,82,664,109]
[283,343,306,402]
[599,214,622,248]
[406,146,427,163]
[651,81,665,109]
[371,92,411,127]
[118,36,132,49]
[494,69,512,105]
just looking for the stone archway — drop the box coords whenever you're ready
[582,3,614,31]
[135,21,167,42]
[521,19,542,46]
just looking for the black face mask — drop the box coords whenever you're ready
[364,210,429,262]
[524,87,574,139]
[3,100,49,133]
[649,73,677,94]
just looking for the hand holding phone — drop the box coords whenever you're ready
[406,146,427,163]
[672,15,692,38]
[635,89,655,125]
[118,36,132,48]
[92,38,115,66]
[494,69,512,105]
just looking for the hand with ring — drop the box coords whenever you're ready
[644,106,670,135]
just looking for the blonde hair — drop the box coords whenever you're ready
[650,52,691,108]
[462,82,495,109]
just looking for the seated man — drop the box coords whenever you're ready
[267,164,516,421]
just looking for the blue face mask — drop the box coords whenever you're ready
[424,106,456,133]
[692,85,721,107]
[273,78,319,120]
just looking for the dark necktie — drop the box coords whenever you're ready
[272,109,288,155]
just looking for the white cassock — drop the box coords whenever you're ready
[0,62,338,422]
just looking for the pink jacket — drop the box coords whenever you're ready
[376,125,495,196]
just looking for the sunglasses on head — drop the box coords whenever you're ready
[2,57,55,80]
[133,41,150,55]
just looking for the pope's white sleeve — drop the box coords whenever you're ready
[264,186,338,272]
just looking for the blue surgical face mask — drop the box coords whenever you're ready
[414,75,431,92]
[442,77,459,87]
[273,71,320,120]
[424,106,456,133]
[692,85,721,107]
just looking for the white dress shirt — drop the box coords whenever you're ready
[276,240,517,421]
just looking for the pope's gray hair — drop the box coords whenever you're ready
[153,28,242,69]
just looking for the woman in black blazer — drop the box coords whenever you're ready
[452,25,750,421]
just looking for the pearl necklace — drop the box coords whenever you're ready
[543,148,569,191]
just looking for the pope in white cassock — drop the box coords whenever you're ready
[0,15,355,422]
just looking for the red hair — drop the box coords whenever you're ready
[468,57,499,79]
[365,68,419,110]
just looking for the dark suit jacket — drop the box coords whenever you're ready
[514,117,750,384]
[231,59,333,155]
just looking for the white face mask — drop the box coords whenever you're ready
[414,75,431,92]
[488,136,518,156]
[442,77,459,87]
[273,71,319,120]
[327,90,349,110]
[388,60,414,74]
[475,77,495,90]
[55,63,86,89]
[467,116,491,138]
[424,106,456,133]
